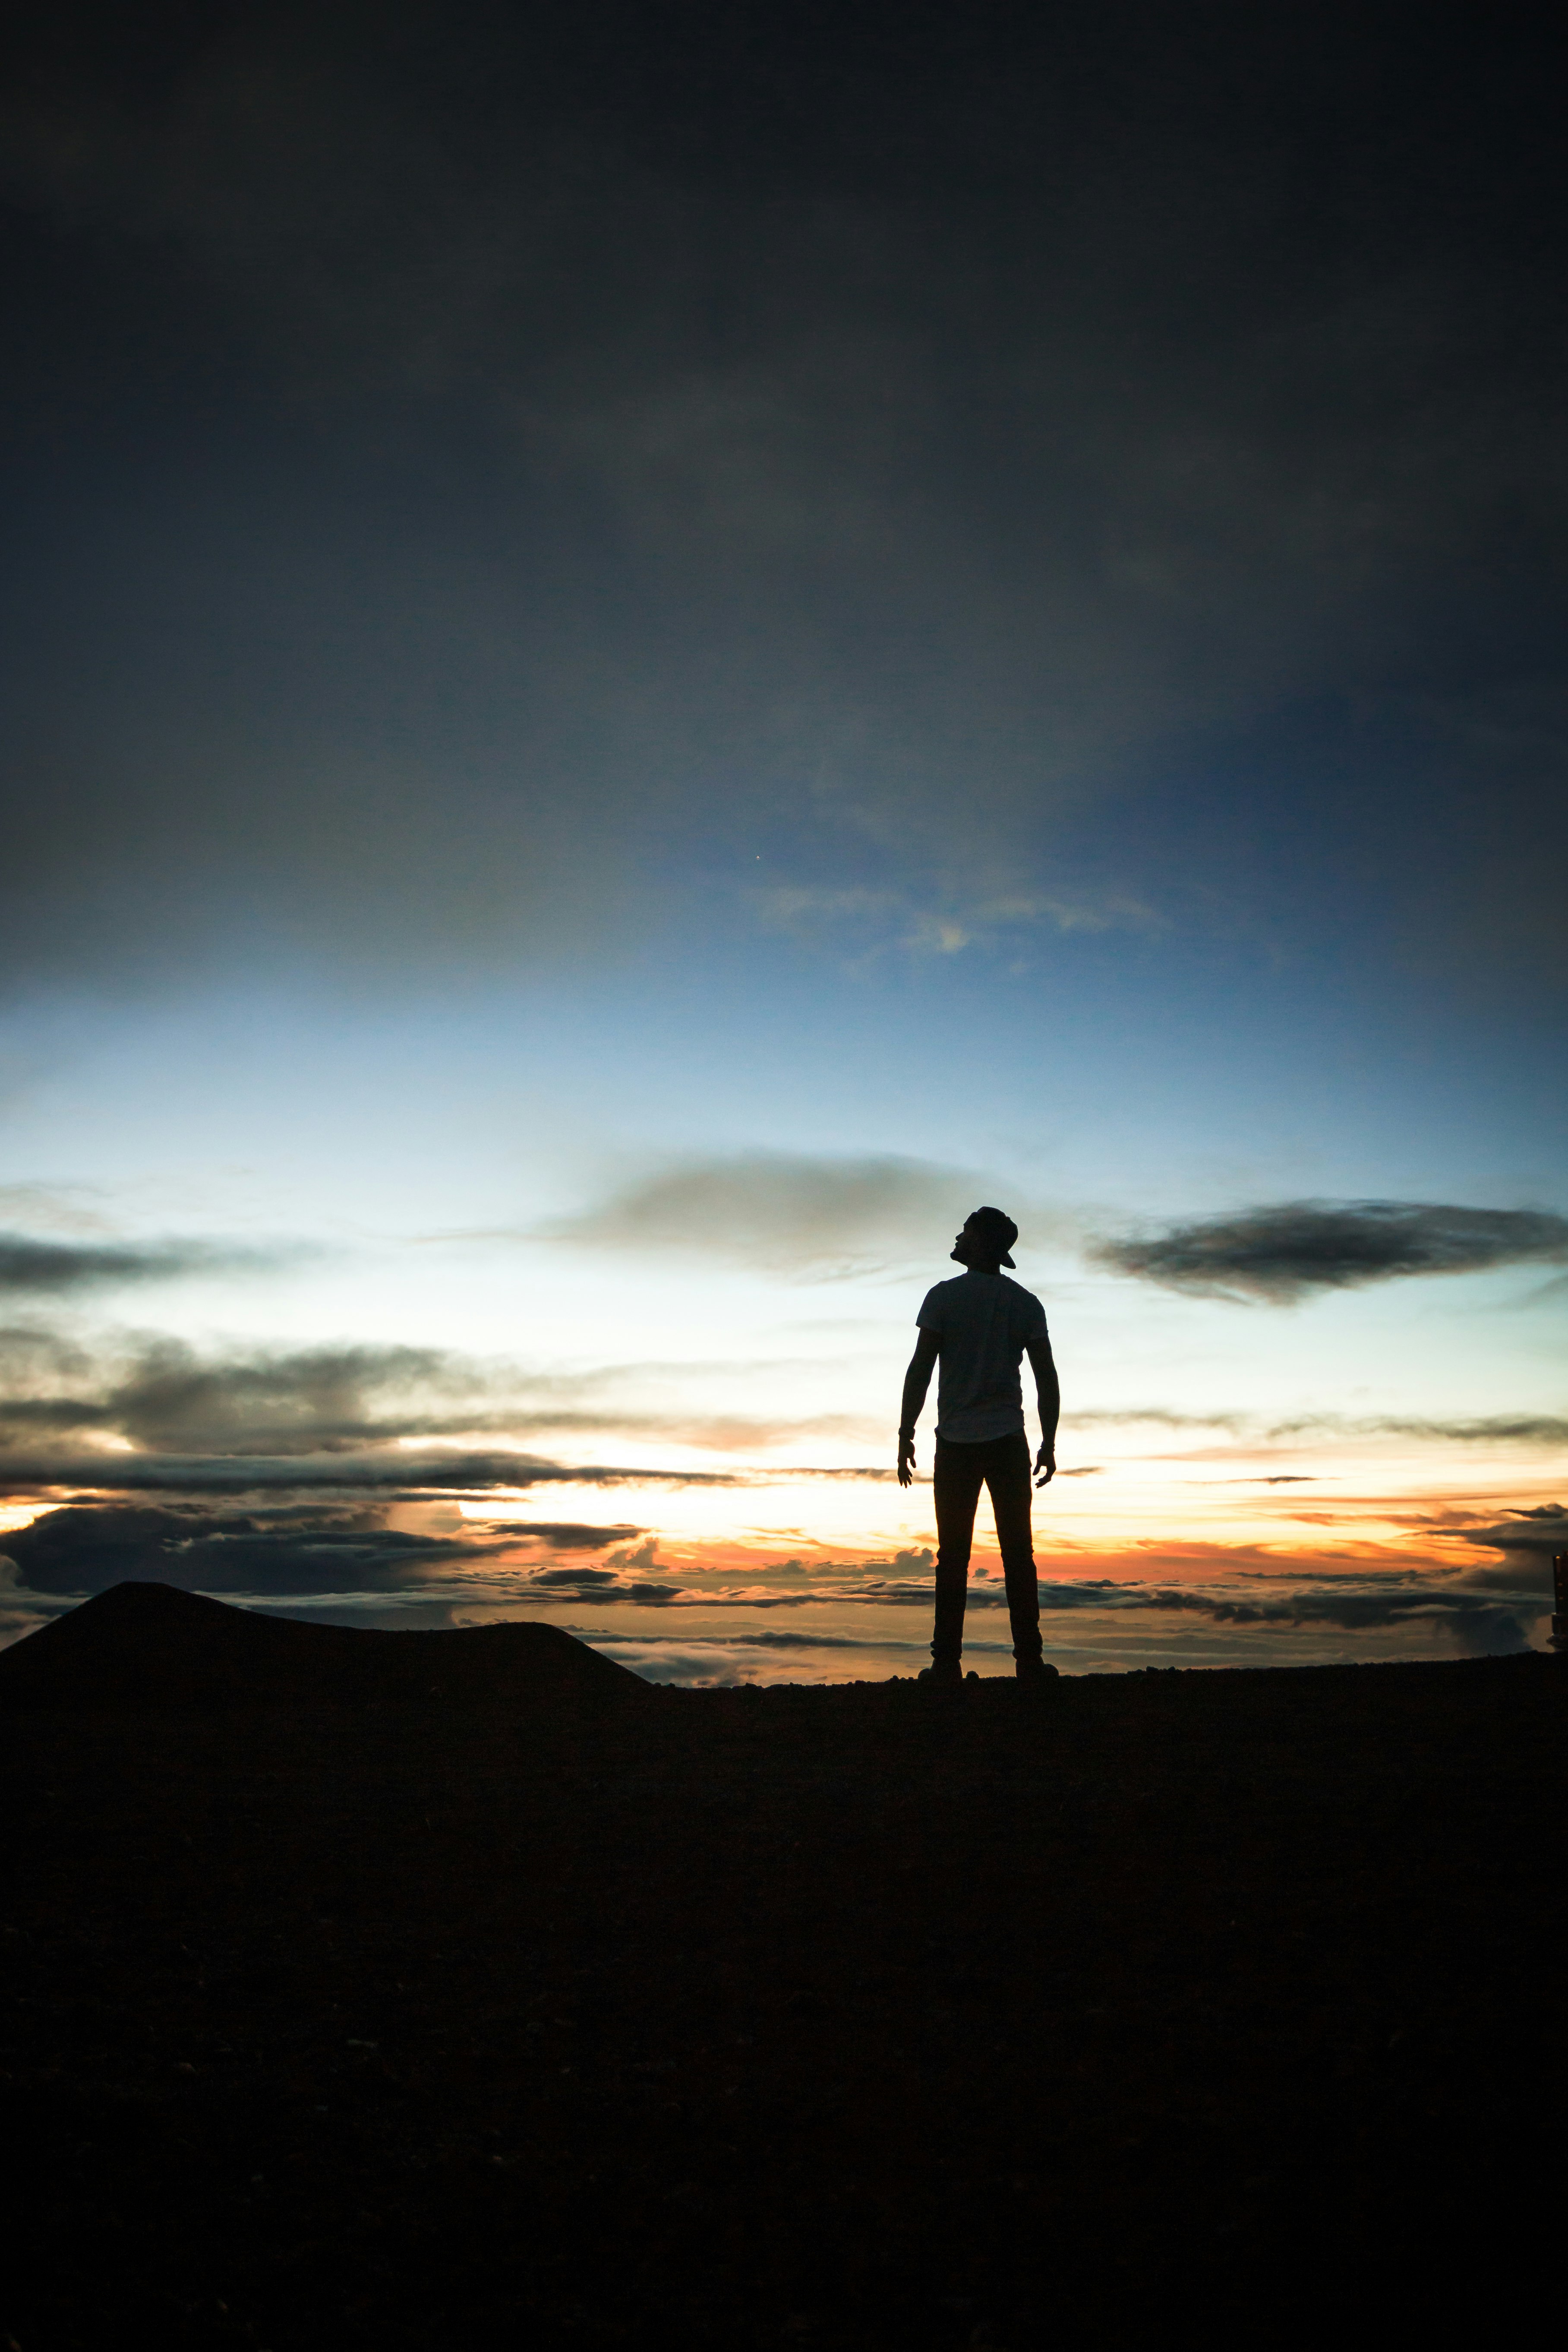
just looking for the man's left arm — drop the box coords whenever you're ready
[1026,1331,1060,1486]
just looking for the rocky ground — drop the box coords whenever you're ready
[3,1588,1565,2349]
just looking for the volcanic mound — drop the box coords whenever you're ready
[0,1580,653,1712]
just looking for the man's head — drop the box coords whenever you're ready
[950,1206,1018,1270]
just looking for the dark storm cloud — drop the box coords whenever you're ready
[0,1233,309,1296]
[1,4,1565,986]
[1094,1202,1568,1304]
[543,1151,1032,1271]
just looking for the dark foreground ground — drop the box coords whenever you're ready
[3,1588,1565,2351]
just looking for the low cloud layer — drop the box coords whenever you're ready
[4,1484,1555,1672]
[0,1505,663,1601]
[1458,1505,1568,1594]
[5,1529,1542,1666]
[541,1152,1038,1272]
[0,1500,491,1597]
[1094,1201,1568,1304]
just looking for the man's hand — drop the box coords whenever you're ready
[1034,1443,1056,1488]
[898,1431,916,1487]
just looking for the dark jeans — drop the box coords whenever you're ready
[931,1431,1042,1665]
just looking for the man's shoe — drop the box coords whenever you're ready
[918,1660,963,1689]
[1015,1657,1061,1696]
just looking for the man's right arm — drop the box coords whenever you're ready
[898,1328,941,1487]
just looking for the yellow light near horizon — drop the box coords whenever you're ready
[459,1443,1561,1587]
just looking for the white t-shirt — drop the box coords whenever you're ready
[917,1269,1049,1443]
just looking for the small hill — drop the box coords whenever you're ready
[0,1580,654,1711]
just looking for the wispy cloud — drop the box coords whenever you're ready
[0,1187,114,1237]
[538,1150,1043,1272]
[1271,1412,1568,1444]
[754,881,1160,963]
[1074,1404,1566,1448]
[0,1327,882,1470]
[1093,1200,1568,1304]
[0,1326,765,1495]
[1070,1407,1249,1432]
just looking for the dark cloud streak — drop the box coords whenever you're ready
[0,1448,739,1498]
[1095,1202,1568,1304]
[493,1522,644,1550]
[0,1233,311,1296]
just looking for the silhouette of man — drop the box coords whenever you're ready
[897,1207,1060,1689]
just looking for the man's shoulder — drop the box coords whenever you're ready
[1000,1275,1047,1320]
[917,1275,965,1319]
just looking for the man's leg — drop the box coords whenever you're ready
[985,1433,1044,1665]
[931,1436,985,1666]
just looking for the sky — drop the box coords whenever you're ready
[1,0,1564,1680]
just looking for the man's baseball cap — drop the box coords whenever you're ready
[964,1206,1018,1267]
